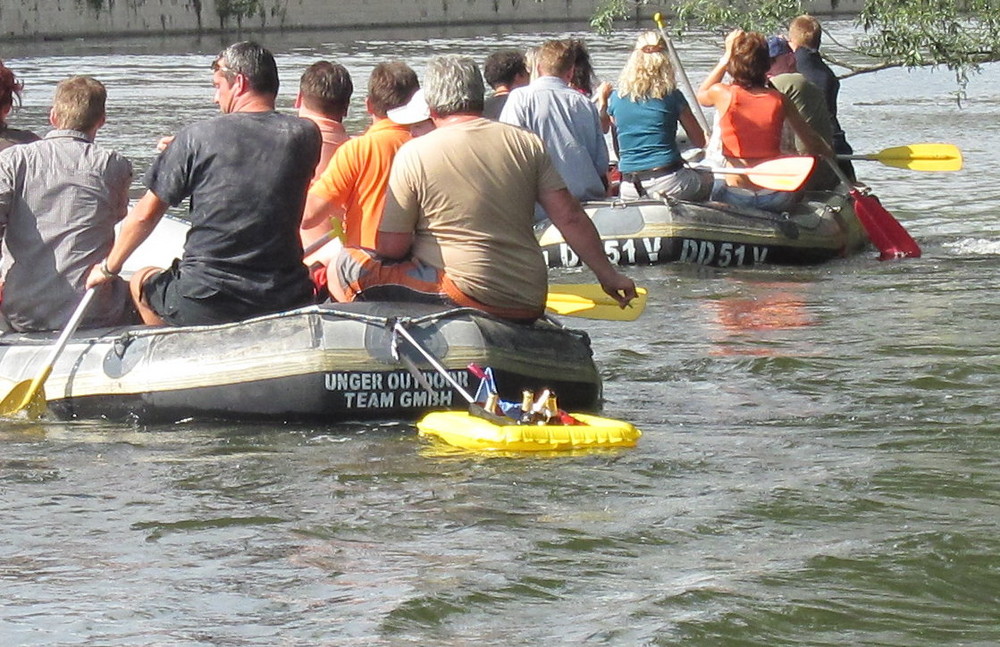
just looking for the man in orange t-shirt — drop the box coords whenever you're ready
[300,62,418,271]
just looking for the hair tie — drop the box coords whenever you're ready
[640,44,666,54]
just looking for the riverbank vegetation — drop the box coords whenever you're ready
[592,0,999,94]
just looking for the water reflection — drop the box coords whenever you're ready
[706,281,819,356]
[2,22,1000,647]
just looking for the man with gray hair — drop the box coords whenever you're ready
[329,55,636,321]
[88,41,319,326]
[0,75,137,332]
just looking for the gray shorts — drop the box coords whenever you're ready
[620,166,713,202]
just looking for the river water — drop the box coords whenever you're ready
[2,21,999,646]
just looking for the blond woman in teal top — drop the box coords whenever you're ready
[607,31,712,202]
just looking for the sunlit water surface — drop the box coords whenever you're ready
[2,21,998,646]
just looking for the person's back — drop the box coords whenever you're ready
[390,117,553,312]
[303,61,417,250]
[296,60,353,180]
[788,16,840,130]
[789,14,855,179]
[0,75,134,332]
[88,41,319,327]
[499,39,609,207]
[151,110,318,301]
[719,84,784,162]
[698,30,834,213]
[482,50,528,120]
[609,31,712,202]
[766,36,837,190]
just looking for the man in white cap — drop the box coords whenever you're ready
[387,89,435,138]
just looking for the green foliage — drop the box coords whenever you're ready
[592,0,804,35]
[590,0,1000,92]
[216,0,262,22]
[672,0,804,35]
[856,0,1000,77]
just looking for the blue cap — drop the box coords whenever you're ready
[767,35,792,58]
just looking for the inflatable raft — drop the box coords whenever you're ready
[539,192,869,268]
[417,410,641,452]
[0,302,602,423]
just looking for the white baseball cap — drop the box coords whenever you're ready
[387,89,430,125]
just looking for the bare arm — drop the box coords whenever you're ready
[595,81,613,134]
[85,190,169,287]
[300,190,344,231]
[697,29,741,108]
[539,187,637,307]
[679,106,707,149]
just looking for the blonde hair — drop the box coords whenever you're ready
[52,76,106,132]
[616,32,677,101]
[789,14,822,49]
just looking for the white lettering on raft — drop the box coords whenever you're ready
[642,237,661,263]
[325,370,468,409]
[554,237,662,266]
[679,239,768,266]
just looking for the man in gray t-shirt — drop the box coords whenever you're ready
[0,75,136,332]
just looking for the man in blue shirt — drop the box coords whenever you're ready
[499,39,609,220]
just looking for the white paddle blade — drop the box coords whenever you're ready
[710,156,815,192]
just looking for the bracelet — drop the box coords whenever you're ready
[99,258,118,278]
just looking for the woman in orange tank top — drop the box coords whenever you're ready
[697,30,833,212]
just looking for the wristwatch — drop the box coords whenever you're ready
[99,258,119,278]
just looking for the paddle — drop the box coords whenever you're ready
[839,143,962,172]
[827,160,921,260]
[392,321,477,404]
[708,156,815,192]
[653,12,712,136]
[546,285,648,321]
[0,288,97,419]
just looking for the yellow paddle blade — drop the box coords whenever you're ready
[546,285,648,321]
[0,377,48,419]
[850,143,963,171]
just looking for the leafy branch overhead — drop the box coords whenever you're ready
[591,0,1000,88]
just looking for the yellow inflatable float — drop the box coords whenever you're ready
[391,326,641,453]
[417,410,641,452]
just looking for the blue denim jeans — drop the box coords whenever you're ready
[710,180,800,213]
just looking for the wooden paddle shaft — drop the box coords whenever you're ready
[654,13,711,136]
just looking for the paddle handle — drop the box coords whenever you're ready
[654,13,712,136]
[41,288,96,369]
[19,288,98,408]
[392,322,476,404]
